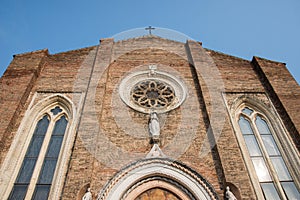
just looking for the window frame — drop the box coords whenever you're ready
[0,94,76,200]
[231,99,300,199]
[37,112,69,199]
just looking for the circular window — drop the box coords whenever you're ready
[131,80,175,109]
[119,67,187,114]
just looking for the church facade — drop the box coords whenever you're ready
[0,35,299,200]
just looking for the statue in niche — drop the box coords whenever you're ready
[225,186,237,200]
[149,112,160,143]
[82,187,92,200]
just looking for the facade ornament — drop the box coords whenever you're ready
[145,26,155,35]
[226,186,237,200]
[148,64,157,76]
[146,143,166,158]
[82,187,92,200]
[119,66,187,114]
[149,112,160,143]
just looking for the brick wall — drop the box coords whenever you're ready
[0,49,48,164]
[0,36,299,199]
[252,57,300,150]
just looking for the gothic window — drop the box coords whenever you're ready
[8,106,68,200]
[119,68,187,114]
[238,107,300,200]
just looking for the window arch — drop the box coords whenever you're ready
[0,94,77,200]
[8,106,69,200]
[237,106,300,199]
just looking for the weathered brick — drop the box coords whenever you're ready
[0,36,299,200]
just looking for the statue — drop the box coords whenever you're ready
[148,64,157,76]
[226,186,237,200]
[149,112,160,143]
[82,187,92,200]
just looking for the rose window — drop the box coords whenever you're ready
[131,80,175,109]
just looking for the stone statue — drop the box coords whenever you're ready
[82,187,92,200]
[226,186,237,200]
[148,64,157,76]
[149,112,160,143]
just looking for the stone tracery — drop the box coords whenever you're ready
[131,80,175,109]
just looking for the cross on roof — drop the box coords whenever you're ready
[145,26,155,35]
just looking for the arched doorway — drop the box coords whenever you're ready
[135,187,180,200]
[98,158,218,200]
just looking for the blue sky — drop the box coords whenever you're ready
[0,0,299,84]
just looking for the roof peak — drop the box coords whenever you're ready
[111,27,193,43]
[113,34,187,44]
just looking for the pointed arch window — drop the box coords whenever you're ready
[238,107,300,200]
[8,106,68,200]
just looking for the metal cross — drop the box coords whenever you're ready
[145,26,155,35]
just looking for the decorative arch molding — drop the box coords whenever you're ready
[28,94,76,119]
[0,94,78,200]
[123,177,193,199]
[229,94,276,121]
[98,158,219,200]
[229,95,300,165]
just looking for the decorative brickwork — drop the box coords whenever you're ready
[0,35,299,200]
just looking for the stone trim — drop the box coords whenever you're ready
[97,158,218,200]
[0,94,78,200]
[227,94,300,199]
[119,67,187,114]
[123,177,191,199]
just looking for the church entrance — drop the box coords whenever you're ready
[135,188,180,200]
[97,158,219,200]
